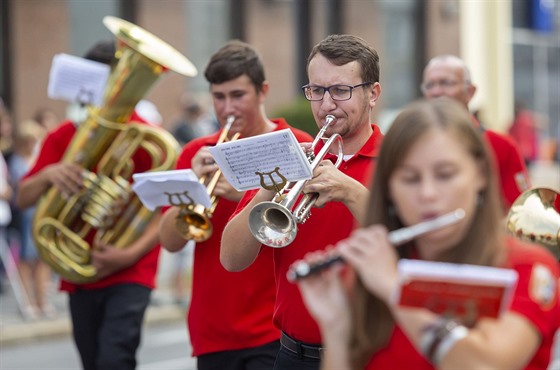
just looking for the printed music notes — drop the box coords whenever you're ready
[209,129,312,191]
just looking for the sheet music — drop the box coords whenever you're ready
[131,169,211,211]
[47,53,110,107]
[208,129,312,191]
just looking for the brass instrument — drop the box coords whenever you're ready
[248,115,344,248]
[506,187,560,260]
[33,16,198,283]
[175,115,240,242]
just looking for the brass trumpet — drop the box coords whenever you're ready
[248,115,343,248]
[175,115,240,242]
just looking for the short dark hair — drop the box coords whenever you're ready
[83,40,116,65]
[204,40,266,90]
[307,34,380,84]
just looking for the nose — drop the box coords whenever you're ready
[418,177,438,201]
[222,97,236,115]
[320,90,337,110]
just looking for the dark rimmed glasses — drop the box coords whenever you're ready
[302,82,373,101]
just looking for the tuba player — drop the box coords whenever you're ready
[16,40,164,370]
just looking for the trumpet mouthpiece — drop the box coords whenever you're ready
[225,115,235,126]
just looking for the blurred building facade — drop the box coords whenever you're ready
[0,0,558,143]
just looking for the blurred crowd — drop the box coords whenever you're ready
[1,101,59,320]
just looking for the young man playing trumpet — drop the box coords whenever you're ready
[220,34,385,370]
[159,40,312,370]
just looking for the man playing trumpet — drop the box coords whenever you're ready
[159,40,312,370]
[220,34,385,370]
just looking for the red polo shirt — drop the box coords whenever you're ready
[472,118,530,210]
[171,118,313,356]
[233,124,384,344]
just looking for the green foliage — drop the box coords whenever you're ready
[271,98,317,136]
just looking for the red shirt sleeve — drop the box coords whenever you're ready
[483,130,530,209]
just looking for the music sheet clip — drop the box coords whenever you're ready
[47,53,110,106]
[131,169,211,211]
[208,128,312,192]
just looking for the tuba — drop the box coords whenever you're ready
[174,115,240,242]
[506,187,560,260]
[32,16,197,283]
[248,115,344,248]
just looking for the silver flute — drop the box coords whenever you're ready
[287,208,466,282]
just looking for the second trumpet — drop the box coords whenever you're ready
[175,115,240,242]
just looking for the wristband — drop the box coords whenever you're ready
[433,324,468,365]
[420,318,444,357]
[420,318,468,365]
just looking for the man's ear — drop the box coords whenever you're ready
[466,84,476,103]
[369,82,382,108]
[259,81,270,103]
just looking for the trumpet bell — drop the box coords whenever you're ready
[507,187,560,260]
[173,117,239,242]
[249,201,298,248]
[176,204,213,242]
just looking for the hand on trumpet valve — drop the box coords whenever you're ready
[299,142,314,155]
[302,160,348,207]
[191,146,218,179]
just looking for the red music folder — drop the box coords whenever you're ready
[393,259,519,326]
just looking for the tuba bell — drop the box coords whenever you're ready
[248,115,344,248]
[32,16,197,283]
[174,115,240,242]
[506,187,560,260]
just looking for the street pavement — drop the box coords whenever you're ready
[0,161,558,347]
[0,280,186,347]
[0,250,187,347]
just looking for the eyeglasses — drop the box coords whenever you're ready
[302,82,373,101]
[420,79,468,92]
